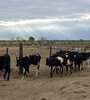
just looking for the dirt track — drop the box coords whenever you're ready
[0,46,90,100]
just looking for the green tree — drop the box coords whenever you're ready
[29,36,35,41]
[79,39,85,42]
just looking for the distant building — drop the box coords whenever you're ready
[16,37,24,41]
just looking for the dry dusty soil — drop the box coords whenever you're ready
[0,46,90,100]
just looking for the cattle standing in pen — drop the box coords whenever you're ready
[67,51,85,72]
[0,54,10,80]
[46,57,63,78]
[16,54,41,78]
[80,52,90,69]
[50,51,73,76]
[73,53,83,72]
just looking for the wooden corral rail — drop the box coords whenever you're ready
[0,41,89,53]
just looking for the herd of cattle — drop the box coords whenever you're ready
[0,50,90,80]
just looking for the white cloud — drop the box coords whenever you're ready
[0,13,90,27]
[0,0,90,40]
[0,37,10,40]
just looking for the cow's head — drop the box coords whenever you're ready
[16,57,20,66]
[65,52,69,59]
[66,54,68,58]
[74,55,76,58]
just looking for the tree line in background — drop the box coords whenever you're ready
[10,36,47,42]
[0,36,90,52]
[9,36,90,44]
[11,36,35,42]
[9,36,90,48]
[11,36,87,42]
[10,36,48,46]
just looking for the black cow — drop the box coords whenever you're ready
[73,53,83,72]
[50,51,73,76]
[80,52,90,69]
[16,54,41,78]
[46,57,63,78]
[0,54,10,80]
[67,51,83,72]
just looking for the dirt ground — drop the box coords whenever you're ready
[0,46,90,100]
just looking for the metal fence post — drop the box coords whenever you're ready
[19,43,23,74]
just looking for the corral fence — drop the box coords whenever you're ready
[0,42,90,74]
[0,41,89,48]
[49,44,90,53]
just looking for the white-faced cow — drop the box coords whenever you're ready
[16,54,41,78]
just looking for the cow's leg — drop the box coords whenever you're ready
[22,69,26,79]
[74,63,77,72]
[50,66,53,78]
[4,69,7,80]
[78,63,80,71]
[23,70,26,76]
[7,68,10,81]
[36,62,39,78]
[83,61,85,68]
[60,65,63,77]
[81,62,83,70]
[27,69,30,78]
[88,59,90,68]
[52,66,55,74]
[36,67,38,78]
[65,65,68,76]
[56,68,58,74]
[70,64,73,74]
[37,62,40,74]
[4,62,10,81]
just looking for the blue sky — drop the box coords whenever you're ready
[0,0,90,40]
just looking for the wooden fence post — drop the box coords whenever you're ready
[50,46,52,58]
[19,43,23,74]
[84,48,86,52]
[6,48,8,55]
